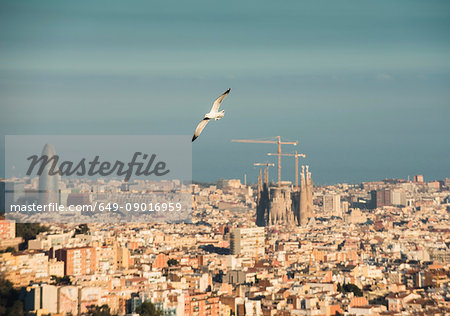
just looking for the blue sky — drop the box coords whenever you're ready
[1,0,449,184]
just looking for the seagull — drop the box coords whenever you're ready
[192,88,231,142]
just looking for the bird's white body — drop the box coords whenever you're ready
[205,110,225,121]
[192,89,230,142]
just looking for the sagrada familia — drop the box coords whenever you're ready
[256,165,314,227]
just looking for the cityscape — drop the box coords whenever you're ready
[1,163,449,315]
[1,1,449,315]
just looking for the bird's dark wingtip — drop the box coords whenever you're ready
[226,88,231,93]
[192,135,197,142]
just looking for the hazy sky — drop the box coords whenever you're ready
[1,0,449,184]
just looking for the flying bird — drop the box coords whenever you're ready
[192,88,231,142]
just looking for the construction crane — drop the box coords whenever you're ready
[267,151,306,188]
[232,136,297,186]
[253,162,275,185]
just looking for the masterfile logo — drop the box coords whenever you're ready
[26,151,170,182]
[4,135,192,224]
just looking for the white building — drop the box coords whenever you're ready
[323,194,341,217]
[230,227,265,258]
[24,283,58,314]
[391,190,406,206]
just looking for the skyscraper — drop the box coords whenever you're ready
[38,143,60,205]
[305,165,314,219]
[323,194,341,217]
[370,189,391,209]
[299,166,308,226]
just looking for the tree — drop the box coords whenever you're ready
[344,283,363,297]
[135,301,162,316]
[5,301,23,316]
[75,224,90,235]
[0,277,23,316]
[0,247,16,254]
[16,223,49,250]
[86,304,114,316]
[167,258,179,267]
[338,282,363,297]
[51,275,71,285]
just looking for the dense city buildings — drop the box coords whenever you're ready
[0,174,449,315]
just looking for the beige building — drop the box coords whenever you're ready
[24,283,58,314]
[97,245,117,273]
[230,227,265,258]
[117,246,131,269]
[48,258,65,277]
[323,194,341,217]
[0,251,49,287]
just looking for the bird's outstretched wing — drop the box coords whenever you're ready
[210,88,231,113]
[192,119,210,142]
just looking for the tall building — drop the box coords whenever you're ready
[413,175,424,183]
[38,143,60,204]
[370,189,391,209]
[230,227,265,258]
[97,245,117,273]
[323,194,341,217]
[305,165,314,218]
[24,283,58,314]
[0,219,15,239]
[390,190,406,206]
[342,200,349,214]
[298,165,314,226]
[298,166,308,226]
[117,246,131,269]
[0,219,21,251]
[256,169,269,226]
[55,247,97,276]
